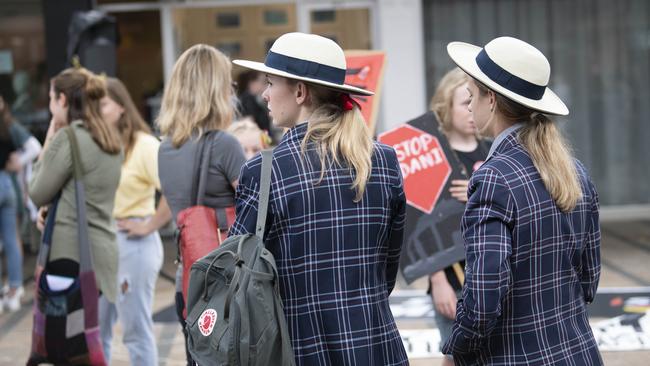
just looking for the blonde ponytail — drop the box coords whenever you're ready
[301,86,373,202]
[475,79,582,212]
[518,113,582,212]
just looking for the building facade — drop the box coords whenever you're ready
[1,0,648,207]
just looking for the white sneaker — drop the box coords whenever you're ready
[4,286,24,313]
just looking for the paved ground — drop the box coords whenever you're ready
[2,219,650,365]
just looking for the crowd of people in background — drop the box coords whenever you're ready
[0,92,42,315]
[0,32,602,366]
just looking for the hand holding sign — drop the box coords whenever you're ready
[449,179,469,202]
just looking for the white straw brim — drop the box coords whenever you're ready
[233,59,374,96]
[447,42,569,116]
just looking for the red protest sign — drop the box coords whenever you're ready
[344,51,386,135]
[378,124,452,214]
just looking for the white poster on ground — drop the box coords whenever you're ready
[592,311,650,351]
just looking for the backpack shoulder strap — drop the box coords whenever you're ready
[275,290,296,366]
[262,248,296,366]
[255,149,273,238]
[65,126,94,273]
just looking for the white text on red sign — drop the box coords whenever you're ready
[393,134,445,179]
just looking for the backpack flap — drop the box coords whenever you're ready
[185,240,239,366]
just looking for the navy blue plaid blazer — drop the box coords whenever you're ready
[442,129,602,365]
[230,123,409,366]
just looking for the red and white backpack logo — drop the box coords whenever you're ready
[198,309,218,336]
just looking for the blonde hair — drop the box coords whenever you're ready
[297,82,373,202]
[475,80,581,212]
[157,44,234,147]
[228,118,263,139]
[52,67,121,154]
[430,67,468,133]
[228,118,270,146]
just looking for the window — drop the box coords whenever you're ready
[217,41,241,58]
[312,10,336,23]
[264,10,287,26]
[216,12,240,28]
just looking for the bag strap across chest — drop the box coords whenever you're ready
[37,126,95,272]
[255,149,273,238]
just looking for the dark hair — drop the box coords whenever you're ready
[0,95,11,139]
[236,70,262,96]
[105,77,152,162]
[52,67,121,154]
[0,111,9,140]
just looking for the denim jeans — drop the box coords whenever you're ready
[99,224,164,366]
[0,171,22,289]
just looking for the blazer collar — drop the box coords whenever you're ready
[281,122,309,144]
[486,123,523,161]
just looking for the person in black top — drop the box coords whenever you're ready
[429,68,490,364]
[0,97,23,314]
[0,107,17,168]
[236,70,272,133]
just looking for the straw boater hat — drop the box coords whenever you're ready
[447,36,568,116]
[234,32,373,96]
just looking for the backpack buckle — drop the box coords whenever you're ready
[234,254,244,267]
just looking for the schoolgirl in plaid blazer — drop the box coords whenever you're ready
[230,33,409,366]
[442,37,603,365]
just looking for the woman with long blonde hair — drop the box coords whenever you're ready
[230,32,408,365]
[156,44,246,366]
[158,44,235,147]
[442,37,602,365]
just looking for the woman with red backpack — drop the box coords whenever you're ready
[157,44,246,366]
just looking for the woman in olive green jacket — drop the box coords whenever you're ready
[29,68,123,302]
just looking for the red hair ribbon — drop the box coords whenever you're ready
[340,94,361,111]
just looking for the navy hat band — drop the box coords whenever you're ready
[475,49,546,100]
[264,51,346,85]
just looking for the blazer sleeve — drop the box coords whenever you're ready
[442,167,515,355]
[29,129,72,207]
[386,150,406,294]
[581,182,601,304]
[230,157,262,236]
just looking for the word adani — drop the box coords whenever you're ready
[393,134,446,178]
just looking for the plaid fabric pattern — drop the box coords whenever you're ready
[230,123,408,366]
[442,131,603,365]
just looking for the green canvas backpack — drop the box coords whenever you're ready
[186,150,295,366]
